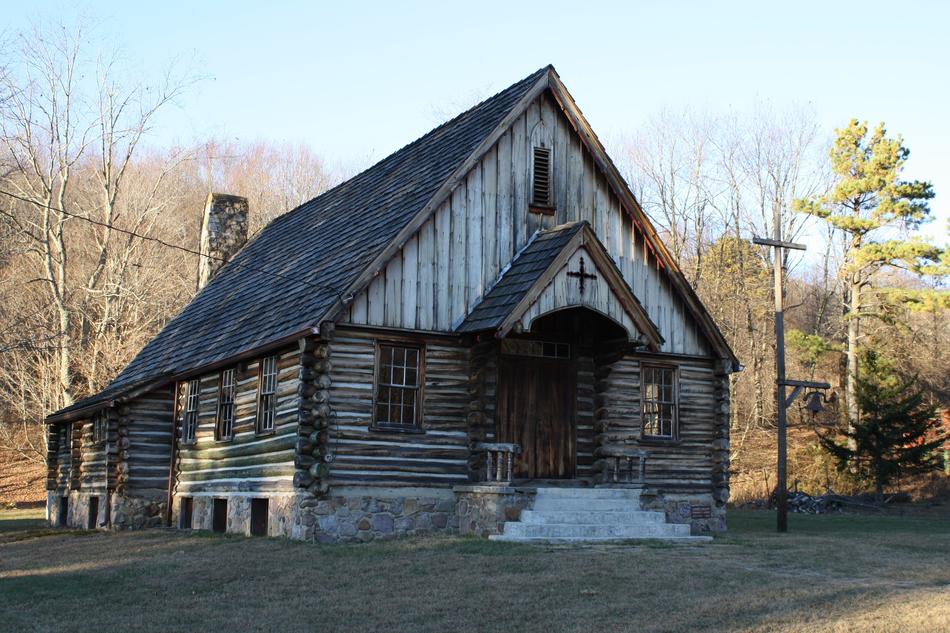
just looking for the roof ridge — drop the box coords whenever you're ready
[261,65,553,231]
[541,220,589,234]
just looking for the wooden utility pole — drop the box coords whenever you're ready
[754,215,829,533]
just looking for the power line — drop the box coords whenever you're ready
[0,189,345,297]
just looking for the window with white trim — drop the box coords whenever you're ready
[374,344,421,428]
[216,368,236,441]
[641,365,678,439]
[183,379,200,443]
[256,356,278,434]
[92,411,107,444]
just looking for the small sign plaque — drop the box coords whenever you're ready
[690,504,712,519]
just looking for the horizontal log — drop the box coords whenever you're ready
[177,463,296,483]
[178,449,295,472]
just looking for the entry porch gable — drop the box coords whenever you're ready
[458,221,662,349]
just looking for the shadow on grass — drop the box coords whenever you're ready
[726,508,950,536]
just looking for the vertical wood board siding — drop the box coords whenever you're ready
[343,92,711,356]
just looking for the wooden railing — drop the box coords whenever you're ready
[597,446,650,485]
[475,442,521,484]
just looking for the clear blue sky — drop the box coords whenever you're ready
[7,1,949,239]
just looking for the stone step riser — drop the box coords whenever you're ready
[532,499,641,512]
[532,488,643,500]
[489,535,713,543]
[490,487,703,544]
[501,523,691,539]
[519,510,665,525]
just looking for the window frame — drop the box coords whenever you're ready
[255,356,279,436]
[640,363,679,442]
[371,341,425,433]
[216,367,237,442]
[62,423,72,463]
[92,411,108,445]
[182,378,200,444]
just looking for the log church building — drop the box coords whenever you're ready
[46,66,738,542]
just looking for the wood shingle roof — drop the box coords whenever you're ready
[48,66,551,421]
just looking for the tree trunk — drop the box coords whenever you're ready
[846,274,860,452]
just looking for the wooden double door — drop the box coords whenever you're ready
[497,356,577,479]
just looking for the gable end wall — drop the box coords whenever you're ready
[342,92,711,356]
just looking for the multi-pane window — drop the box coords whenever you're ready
[62,424,72,463]
[641,365,678,439]
[216,368,236,441]
[92,411,107,444]
[183,379,200,443]
[374,344,421,428]
[256,356,278,434]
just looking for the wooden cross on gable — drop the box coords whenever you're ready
[566,256,597,296]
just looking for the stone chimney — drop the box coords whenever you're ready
[197,193,249,290]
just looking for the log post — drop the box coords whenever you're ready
[466,339,496,481]
[296,323,334,499]
[712,359,731,506]
[115,405,131,495]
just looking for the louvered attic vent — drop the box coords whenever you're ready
[532,146,552,207]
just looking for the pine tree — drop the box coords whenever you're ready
[819,352,945,502]
[794,120,944,443]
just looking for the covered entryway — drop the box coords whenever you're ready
[496,307,628,480]
[498,353,576,478]
[459,222,662,483]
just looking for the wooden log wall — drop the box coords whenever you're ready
[172,348,300,495]
[117,389,175,497]
[326,327,471,487]
[343,91,710,357]
[69,419,82,490]
[46,423,71,494]
[76,410,115,494]
[595,353,717,493]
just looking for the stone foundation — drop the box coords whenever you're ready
[46,491,111,529]
[168,490,458,542]
[455,485,536,537]
[301,491,458,543]
[111,494,166,530]
[171,493,308,538]
[49,485,727,540]
[640,491,726,533]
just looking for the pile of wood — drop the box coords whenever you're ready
[741,489,914,514]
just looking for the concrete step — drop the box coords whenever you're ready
[489,486,706,544]
[499,521,693,539]
[532,497,641,512]
[519,509,666,525]
[532,487,643,500]
[489,534,713,544]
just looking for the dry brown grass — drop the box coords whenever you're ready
[0,452,46,506]
[0,508,948,633]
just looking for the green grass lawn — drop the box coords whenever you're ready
[1,507,948,633]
